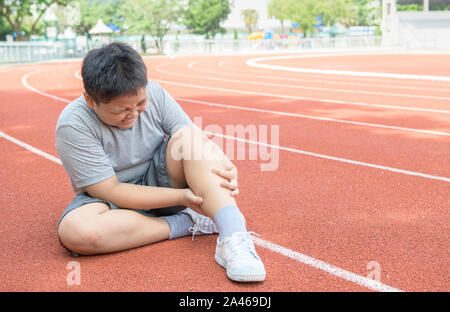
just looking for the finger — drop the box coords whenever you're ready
[192,196,203,205]
[212,168,233,180]
[230,188,239,197]
[223,160,235,171]
[221,180,238,190]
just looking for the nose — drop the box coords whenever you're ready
[126,110,138,119]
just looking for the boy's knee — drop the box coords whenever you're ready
[171,126,219,161]
[58,216,104,254]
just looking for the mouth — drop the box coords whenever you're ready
[122,117,137,125]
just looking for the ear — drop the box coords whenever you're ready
[83,91,95,109]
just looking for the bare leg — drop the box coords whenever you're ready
[58,202,170,255]
[165,126,266,282]
[166,126,237,219]
[58,126,237,256]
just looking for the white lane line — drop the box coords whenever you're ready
[154,77,450,114]
[218,59,232,69]
[25,69,450,182]
[0,130,62,165]
[185,60,450,102]
[22,71,71,103]
[192,59,450,94]
[71,69,450,136]
[1,126,407,293]
[0,129,404,292]
[74,70,82,80]
[176,97,450,136]
[204,131,450,183]
[246,53,450,82]
[12,68,449,291]
[80,64,450,114]
[253,238,402,292]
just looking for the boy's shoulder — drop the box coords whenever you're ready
[56,95,98,131]
[146,80,164,96]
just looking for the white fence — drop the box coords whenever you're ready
[165,36,383,56]
[0,40,82,64]
[0,36,383,64]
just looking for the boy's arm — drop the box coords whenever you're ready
[84,175,200,210]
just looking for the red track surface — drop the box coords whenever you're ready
[0,51,449,292]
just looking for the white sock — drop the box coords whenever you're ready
[214,205,247,240]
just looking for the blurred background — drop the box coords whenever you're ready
[0,0,449,64]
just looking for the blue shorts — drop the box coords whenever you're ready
[57,134,185,256]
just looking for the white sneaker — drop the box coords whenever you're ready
[215,232,266,282]
[181,208,219,240]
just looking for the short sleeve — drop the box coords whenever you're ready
[151,83,193,135]
[55,124,115,192]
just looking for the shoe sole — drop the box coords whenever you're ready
[215,254,266,282]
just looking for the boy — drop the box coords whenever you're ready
[55,42,266,282]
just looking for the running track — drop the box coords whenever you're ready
[0,50,449,292]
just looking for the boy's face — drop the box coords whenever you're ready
[84,87,148,129]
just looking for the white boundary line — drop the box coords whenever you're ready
[253,238,402,292]
[154,64,450,114]
[0,129,404,293]
[246,53,450,82]
[155,78,450,114]
[0,68,407,292]
[182,61,450,101]
[204,131,450,183]
[177,98,450,137]
[74,69,450,136]
[187,59,450,92]
[0,130,62,165]
[15,68,450,291]
[26,69,450,183]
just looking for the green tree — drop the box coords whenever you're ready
[241,8,258,34]
[182,0,232,39]
[122,0,181,53]
[0,14,13,40]
[68,0,122,38]
[0,0,69,41]
[320,0,359,28]
[267,0,289,33]
[286,0,321,37]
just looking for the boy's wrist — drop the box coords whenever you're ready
[175,188,187,206]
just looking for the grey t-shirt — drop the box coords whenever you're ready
[55,81,193,195]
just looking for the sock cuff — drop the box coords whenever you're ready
[161,213,194,240]
[214,204,242,221]
[214,205,246,239]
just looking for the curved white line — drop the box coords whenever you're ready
[74,66,449,136]
[72,68,450,178]
[176,97,450,137]
[218,59,232,69]
[155,62,450,114]
[246,53,450,82]
[185,60,450,102]
[22,70,70,103]
[74,69,82,80]
[193,58,450,93]
[15,69,409,292]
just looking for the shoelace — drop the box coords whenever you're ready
[225,232,260,260]
[188,224,202,241]
[188,215,217,241]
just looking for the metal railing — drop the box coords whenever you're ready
[165,36,383,56]
[0,40,85,64]
[0,36,384,64]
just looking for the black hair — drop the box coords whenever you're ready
[81,42,148,104]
